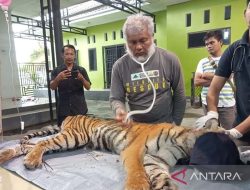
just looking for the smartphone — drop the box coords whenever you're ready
[71,70,78,78]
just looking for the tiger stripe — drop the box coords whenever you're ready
[0,115,224,190]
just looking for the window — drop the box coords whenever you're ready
[67,40,69,44]
[222,28,230,45]
[87,36,90,44]
[204,10,210,24]
[88,48,97,71]
[224,6,231,20]
[104,33,108,41]
[120,30,123,39]
[74,38,77,46]
[113,31,116,40]
[188,28,231,48]
[186,13,191,27]
[92,35,96,43]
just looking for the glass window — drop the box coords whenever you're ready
[224,6,231,20]
[186,13,191,27]
[88,48,97,71]
[188,28,231,48]
[204,10,210,24]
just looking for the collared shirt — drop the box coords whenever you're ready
[215,30,250,127]
[51,64,91,117]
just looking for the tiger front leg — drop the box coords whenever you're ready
[144,154,178,190]
[122,143,150,190]
[23,141,47,169]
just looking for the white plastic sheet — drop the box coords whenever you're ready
[1,138,250,190]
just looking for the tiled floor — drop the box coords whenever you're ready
[0,99,203,142]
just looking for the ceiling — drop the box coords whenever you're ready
[10,0,189,28]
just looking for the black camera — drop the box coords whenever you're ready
[71,70,78,78]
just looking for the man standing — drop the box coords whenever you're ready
[195,2,250,143]
[50,44,91,126]
[194,31,235,129]
[110,14,186,125]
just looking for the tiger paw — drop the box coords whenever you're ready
[23,150,43,169]
[0,149,15,164]
[125,172,150,190]
[152,177,178,190]
[151,173,178,190]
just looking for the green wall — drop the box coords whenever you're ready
[63,0,247,96]
[166,0,246,96]
[86,20,125,89]
[154,11,167,49]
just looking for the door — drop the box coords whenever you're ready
[104,44,125,88]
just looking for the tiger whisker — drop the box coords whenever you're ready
[42,159,53,171]
[87,152,99,161]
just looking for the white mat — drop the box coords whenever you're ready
[0,138,249,190]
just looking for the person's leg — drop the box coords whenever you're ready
[57,115,67,127]
[218,106,236,130]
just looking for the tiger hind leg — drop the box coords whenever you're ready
[0,144,35,164]
[144,154,178,190]
[24,129,88,169]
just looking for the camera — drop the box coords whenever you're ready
[71,70,78,78]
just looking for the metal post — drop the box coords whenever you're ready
[51,0,63,65]
[40,0,54,124]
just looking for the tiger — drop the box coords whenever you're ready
[0,115,224,190]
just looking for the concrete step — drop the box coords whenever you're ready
[2,104,56,132]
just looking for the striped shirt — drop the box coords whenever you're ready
[196,56,235,107]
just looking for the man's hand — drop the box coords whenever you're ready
[195,111,219,129]
[50,70,71,90]
[238,145,250,164]
[115,108,132,127]
[57,70,71,81]
[224,128,243,139]
[115,108,127,122]
[240,150,250,164]
[77,72,84,81]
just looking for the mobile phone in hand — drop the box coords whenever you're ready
[71,70,78,78]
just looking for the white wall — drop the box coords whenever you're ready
[0,10,21,100]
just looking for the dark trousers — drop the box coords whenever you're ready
[57,115,67,127]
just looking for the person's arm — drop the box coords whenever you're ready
[207,75,227,111]
[171,55,186,125]
[109,61,127,122]
[202,72,214,81]
[78,68,91,90]
[50,70,70,90]
[235,116,250,134]
[195,75,227,128]
[194,72,212,87]
[194,59,214,87]
[81,78,91,90]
